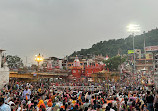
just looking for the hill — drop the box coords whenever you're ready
[70,28,158,57]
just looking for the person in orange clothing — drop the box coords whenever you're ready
[37,99,46,109]
[47,99,52,107]
[78,94,82,102]
[39,103,46,111]
[106,98,113,105]
[51,92,56,103]
[60,102,65,110]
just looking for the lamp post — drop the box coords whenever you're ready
[143,32,146,71]
[127,24,140,75]
[35,53,43,72]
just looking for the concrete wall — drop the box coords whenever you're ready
[0,51,9,89]
[0,65,9,89]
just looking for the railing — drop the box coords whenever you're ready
[9,72,68,79]
[50,86,103,90]
[135,64,153,66]
[9,73,33,78]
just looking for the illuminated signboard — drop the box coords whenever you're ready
[145,46,158,51]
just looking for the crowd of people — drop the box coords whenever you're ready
[0,79,158,111]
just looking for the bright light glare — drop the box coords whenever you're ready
[35,54,44,62]
[127,24,140,33]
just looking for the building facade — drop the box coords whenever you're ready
[0,49,9,89]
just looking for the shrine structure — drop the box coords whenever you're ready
[70,56,106,80]
[84,63,105,77]
[71,56,82,78]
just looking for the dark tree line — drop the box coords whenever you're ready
[70,28,158,57]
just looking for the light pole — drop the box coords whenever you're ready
[144,32,146,71]
[35,53,44,72]
[127,24,140,75]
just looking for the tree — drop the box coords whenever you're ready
[6,55,23,69]
[104,56,126,71]
[70,28,158,57]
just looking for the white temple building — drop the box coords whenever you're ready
[0,49,9,89]
[73,56,81,67]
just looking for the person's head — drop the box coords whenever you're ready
[63,102,65,106]
[97,104,101,109]
[60,108,64,111]
[108,103,112,108]
[132,101,135,107]
[65,104,68,109]
[29,104,34,109]
[84,107,88,111]
[147,91,150,95]
[10,103,16,110]
[26,87,28,90]
[79,102,81,106]
[106,106,110,111]
[67,102,71,106]
[0,97,4,106]
[93,100,96,104]
[85,98,88,102]
[75,105,78,109]
[114,97,116,101]
[130,99,133,102]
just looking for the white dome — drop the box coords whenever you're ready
[73,56,80,67]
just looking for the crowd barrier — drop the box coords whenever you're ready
[50,86,104,91]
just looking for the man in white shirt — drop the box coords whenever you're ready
[22,87,31,100]
[0,97,11,111]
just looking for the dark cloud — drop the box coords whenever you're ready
[0,0,157,63]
